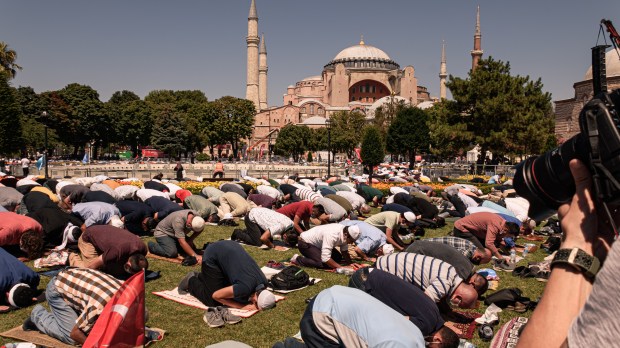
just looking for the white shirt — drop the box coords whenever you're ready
[336,191,366,210]
[248,208,293,237]
[114,185,139,200]
[257,185,281,199]
[390,187,408,195]
[20,158,30,168]
[457,192,478,209]
[136,188,169,202]
[504,197,530,222]
[300,224,348,263]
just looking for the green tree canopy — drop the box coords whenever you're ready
[151,106,187,158]
[213,96,255,159]
[330,111,366,158]
[0,42,22,79]
[360,126,384,183]
[274,124,312,162]
[106,90,153,157]
[386,106,430,169]
[14,86,59,154]
[430,57,554,160]
[0,72,23,155]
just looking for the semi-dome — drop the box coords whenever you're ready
[584,49,620,80]
[333,44,391,61]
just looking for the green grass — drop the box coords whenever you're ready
[0,214,550,348]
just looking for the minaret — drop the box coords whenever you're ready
[246,0,260,111]
[439,41,447,99]
[470,5,483,72]
[259,33,268,110]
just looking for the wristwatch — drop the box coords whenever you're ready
[551,248,600,280]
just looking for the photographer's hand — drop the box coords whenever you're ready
[557,159,614,261]
[518,159,615,348]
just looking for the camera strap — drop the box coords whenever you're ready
[585,106,619,237]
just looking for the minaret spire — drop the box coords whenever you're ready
[246,0,260,111]
[470,5,483,72]
[439,41,447,100]
[259,33,268,110]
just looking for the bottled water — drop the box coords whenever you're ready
[335,268,355,275]
[510,249,516,264]
[522,245,530,258]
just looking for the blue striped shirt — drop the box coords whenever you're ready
[376,252,463,303]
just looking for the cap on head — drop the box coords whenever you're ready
[223,213,233,220]
[403,211,416,223]
[8,283,33,308]
[191,216,205,232]
[257,289,276,310]
[382,244,395,255]
[346,225,360,240]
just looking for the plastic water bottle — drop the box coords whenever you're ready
[336,268,354,275]
[510,249,516,264]
[522,245,530,258]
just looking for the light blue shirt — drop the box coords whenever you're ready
[340,220,386,254]
[481,200,516,217]
[311,286,424,348]
[72,202,120,227]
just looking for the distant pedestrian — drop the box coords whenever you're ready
[21,157,30,177]
[174,161,184,181]
[213,160,224,178]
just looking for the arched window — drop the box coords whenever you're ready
[310,104,315,114]
[301,107,306,113]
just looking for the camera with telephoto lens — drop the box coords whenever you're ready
[513,88,620,221]
[514,43,620,222]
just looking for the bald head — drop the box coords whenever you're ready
[451,283,478,309]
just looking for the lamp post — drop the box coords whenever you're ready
[41,111,49,179]
[326,118,332,178]
[136,135,140,159]
[268,131,272,162]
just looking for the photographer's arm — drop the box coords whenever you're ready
[517,160,613,348]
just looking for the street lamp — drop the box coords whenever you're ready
[41,111,49,179]
[325,118,332,178]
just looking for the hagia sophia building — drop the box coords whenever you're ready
[247,0,484,151]
[243,0,620,153]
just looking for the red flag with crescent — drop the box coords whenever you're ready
[83,270,145,348]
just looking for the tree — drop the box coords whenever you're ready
[386,107,430,169]
[150,106,187,158]
[434,57,554,161]
[0,72,23,155]
[0,42,22,79]
[57,83,106,157]
[373,98,407,137]
[427,100,472,160]
[199,101,224,159]
[213,96,255,159]
[14,86,59,154]
[330,111,366,158]
[274,124,312,162]
[106,91,152,157]
[360,126,384,185]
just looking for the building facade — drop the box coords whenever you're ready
[554,49,620,142]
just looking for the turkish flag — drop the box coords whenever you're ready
[83,270,145,348]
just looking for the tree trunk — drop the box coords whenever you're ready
[368,166,373,187]
[409,149,416,170]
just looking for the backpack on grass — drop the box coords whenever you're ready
[270,265,311,291]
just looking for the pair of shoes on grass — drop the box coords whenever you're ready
[203,306,242,328]
[493,259,516,272]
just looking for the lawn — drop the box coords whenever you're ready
[0,213,549,348]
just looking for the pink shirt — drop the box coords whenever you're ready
[454,212,506,255]
[0,212,43,246]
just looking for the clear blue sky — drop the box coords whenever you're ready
[2,0,620,106]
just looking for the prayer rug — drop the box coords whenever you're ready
[152,288,285,318]
[0,326,75,348]
[146,252,184,264]
[445,311,482,339]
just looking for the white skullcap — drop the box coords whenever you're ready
[191,216,205,232]
[404,212,416,223]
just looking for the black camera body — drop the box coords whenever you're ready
[514,88,620,221]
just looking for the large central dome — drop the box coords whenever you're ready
[324,39,399,70]
[333,43,391,61]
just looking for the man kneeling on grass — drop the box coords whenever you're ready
[177,240,276,328]
[291,224,362,271]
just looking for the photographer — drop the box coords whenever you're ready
[517,159,616,347]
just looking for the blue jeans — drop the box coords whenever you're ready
[30,279,77,345]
